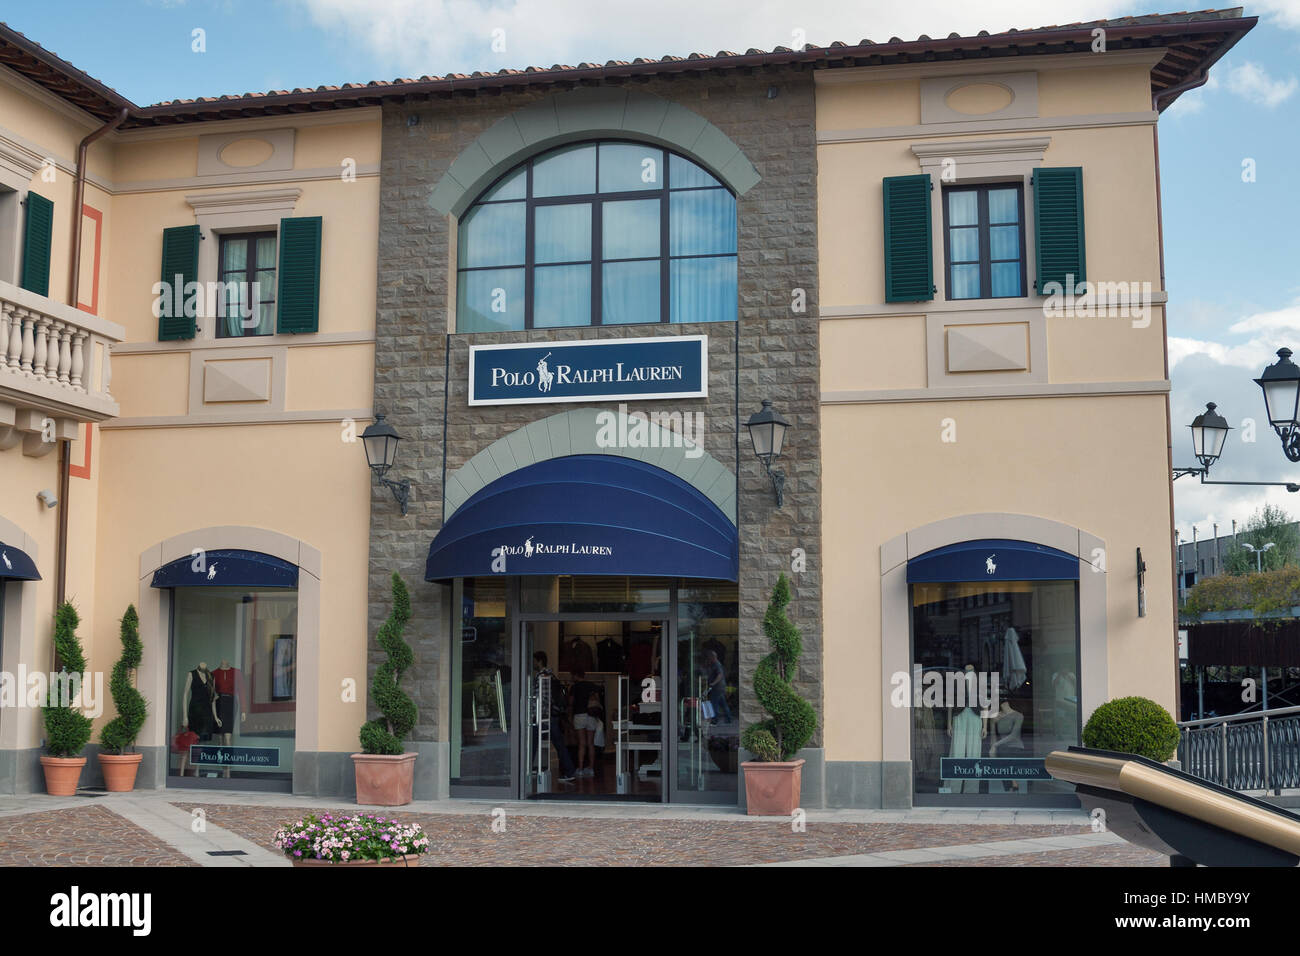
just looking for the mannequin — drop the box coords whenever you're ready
[989,695,1026,793]
[212,659,247,779]
[1001,621,1027,690]
[945,665,987,794]
[180,662,218,776]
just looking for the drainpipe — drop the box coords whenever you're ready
[1153,73,1207,722]
[55,107,128,612]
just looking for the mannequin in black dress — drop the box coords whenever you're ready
[180,663,218,775]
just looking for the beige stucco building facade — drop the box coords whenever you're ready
[0,11,1254,806]
[0,31,379,792]
[816,31,1247,804]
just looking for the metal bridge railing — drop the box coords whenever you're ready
[1178,705,1300,792]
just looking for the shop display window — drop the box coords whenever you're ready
[910,579,1078,801]
[169,587,297,785]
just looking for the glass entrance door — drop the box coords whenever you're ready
[520,619,666,801]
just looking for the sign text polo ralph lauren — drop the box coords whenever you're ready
[468,335,708,406]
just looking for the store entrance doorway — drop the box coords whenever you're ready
[521,618,667,800]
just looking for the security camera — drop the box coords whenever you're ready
[37,489,57,509]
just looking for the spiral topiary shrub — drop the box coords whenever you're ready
[740,573,817,762]
[43,602,93,758]
[1082,696,1181,762]
[99,605,147,755]
[359,572,416,755]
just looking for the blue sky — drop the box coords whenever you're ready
[5,1,1298,537]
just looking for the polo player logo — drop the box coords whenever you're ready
[536,353,554,393]
[1,551,10,571]
[523,537,534,558]
[207,563,219,580]
[985,555,997,575]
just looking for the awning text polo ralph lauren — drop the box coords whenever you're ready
[425,454,737,581]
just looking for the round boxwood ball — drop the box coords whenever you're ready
[1082,696,1180,762]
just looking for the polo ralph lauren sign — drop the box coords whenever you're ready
[468,335,707,406]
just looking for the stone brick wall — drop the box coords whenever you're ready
[368,70,822,766]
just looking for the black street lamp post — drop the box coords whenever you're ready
[1255,347,1300,462]
[1173,400,1299,491]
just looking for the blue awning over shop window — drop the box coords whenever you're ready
[907,538,1080,583]
[0,542,40,581]
[426,454,738,582]
[151,549,298,589]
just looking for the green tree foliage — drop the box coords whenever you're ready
[99,605,147,754]
[43,602,93,758]
[1221,504,1299,575]
[1183,565,1300,619]
[1082,696,1180,762]
[740,574,817,762]
[359,572,417,755]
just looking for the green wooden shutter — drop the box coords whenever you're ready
[19,191,54,296]
[1033,167,1086,293]
[277,216,322,334]
[158,225,200,340]
[882,174,934,303]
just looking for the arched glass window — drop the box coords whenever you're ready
[456,141,738,331]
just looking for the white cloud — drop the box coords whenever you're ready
[1169,301,1300,373]
[282,0,1133,77]
[1225,61,1298,108]
[1250,0,1300,32]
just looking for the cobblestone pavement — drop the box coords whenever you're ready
[0,791,1164,867]
[174,802,1094,866]
[911,843,1167,866]
[0,805,196,867]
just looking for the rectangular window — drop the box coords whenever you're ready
[217,232,276,337]
[943,184,1026,300]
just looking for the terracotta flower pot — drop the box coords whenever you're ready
[98,752,144,792]
[742,758,805,816]
[40,755,87,796]
[352,752,417,806]
[291,854,420,868]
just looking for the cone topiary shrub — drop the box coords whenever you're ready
[1082,696,1181,762]
[43,602,93,758]
[741,573,817,762]
[99,605,147,755]
[359,572,416,755]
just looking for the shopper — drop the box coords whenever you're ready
[569,667,602,776]
[703,649,732,722]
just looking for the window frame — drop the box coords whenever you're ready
[216,230,278,339]
[941,182,1027,301]
[456,140,738,330]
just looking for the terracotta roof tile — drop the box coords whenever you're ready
[0,9,1260,124]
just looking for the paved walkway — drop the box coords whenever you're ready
[0,788,1167,866]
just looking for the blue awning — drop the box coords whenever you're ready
[0,542,40,581]
[908,538,1079,583]
[151,549,298,589]
[426,454,737,581]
